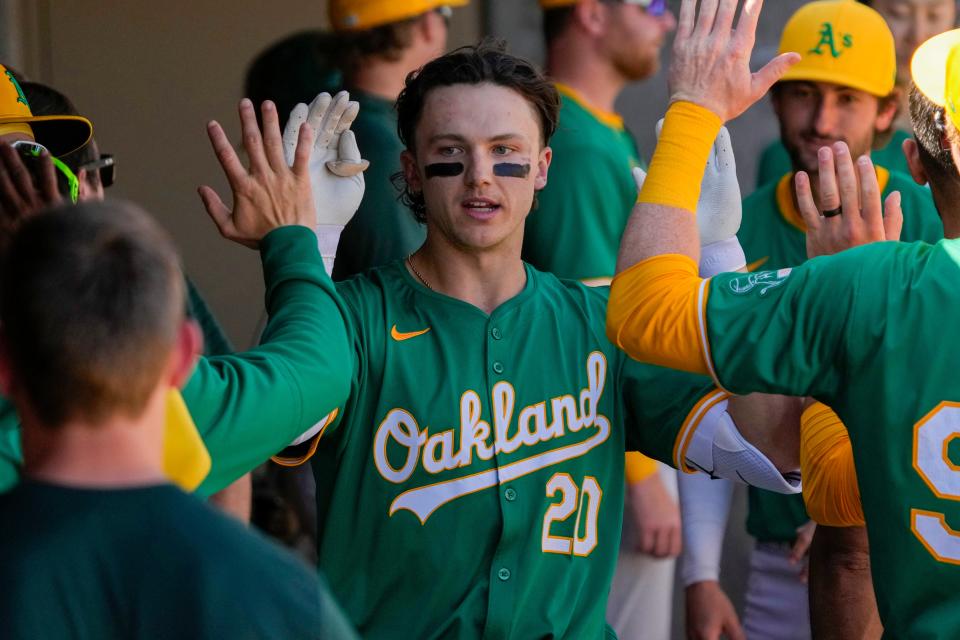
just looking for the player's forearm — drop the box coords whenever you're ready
[809,525,883,640]
[678,472,734,586]
[727,394,803,473]
[188,226,353,495]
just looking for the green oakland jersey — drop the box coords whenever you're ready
[0,227,350,496]
[313,261,721,639]
[523,83,641,283]
[739,168,943,541]
[702,240,960,637]
[0,481,357,639]
[755,129,912,188]
[332,89,425,280]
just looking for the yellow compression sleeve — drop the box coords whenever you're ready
[625,452,660,484]
[800,402,865,528]
[637,101,722,213]
[607,254,709,376]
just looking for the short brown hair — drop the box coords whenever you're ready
[394,40,561,222]
[1,200,184,427]
[336,17,420,74]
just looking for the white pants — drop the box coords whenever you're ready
[743,543,811,640]
[605,463,678,640]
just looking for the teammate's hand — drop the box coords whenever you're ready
[628,474,682,558]
[282,91,367,229]
[669,0,799,122]
[790,520,817,584]
[0,142,62,247]
[685,581,745,640]
[796,142,904,259]
[199,99,316,249]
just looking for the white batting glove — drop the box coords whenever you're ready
[282,91,369,274]
[638,122,745,276]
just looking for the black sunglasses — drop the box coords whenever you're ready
[78,153,116,188]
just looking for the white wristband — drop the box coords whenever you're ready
[679,472,734,586]
[699,237,746,277]
[316,224,345,278]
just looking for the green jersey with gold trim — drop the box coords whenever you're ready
[755,130,913,188]
[313,260,721,639]
[738,168,943,542]
[701,240,960,637]
[523,84,641,284]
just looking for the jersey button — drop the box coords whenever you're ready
[497,567,511,581]
[504,488,517,501]
[492,361,504,374]
[491,327,502,340]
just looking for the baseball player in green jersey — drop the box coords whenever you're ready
[260,42,803,639]
[608,0,960,634]
[0,199,356,640]
[329,0,468,280]
[529,2,687,638]
[682,4,942,638]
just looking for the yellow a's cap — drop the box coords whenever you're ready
[162,390,211,492]
[911,29,960,129]
[0,64,93,156]
[778,0,896,97]
[329,0,468,32]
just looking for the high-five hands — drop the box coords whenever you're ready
[282,91,368,272]
[669,0,800,121]
[796,143,903,259]
[199,99,316,249]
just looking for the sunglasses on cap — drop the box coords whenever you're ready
[79,154,116,188]
[615,0,668,17]
[10,140,79,204]
[434,5,453,26]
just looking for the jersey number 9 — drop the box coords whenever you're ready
[912,402,960,564]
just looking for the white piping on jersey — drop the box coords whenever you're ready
[373,352,612,524]
[696,278,729,393]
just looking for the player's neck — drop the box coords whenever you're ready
[19,387,168,489]
[547,49,625,114]
[410,235,527,315]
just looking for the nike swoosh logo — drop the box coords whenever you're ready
[746,257,769,272]
[391,325,431,342]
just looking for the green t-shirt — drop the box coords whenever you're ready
[756,129,913,188]
[738,168,944,542]
[312,261,720,639]
[0,480,356,639]
[523,85,640,282]
[703,240,960,637]
[332,89,425,280]
[0,227,352,497]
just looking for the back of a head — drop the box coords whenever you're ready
[1,200,184,427]
[540,0,577,47]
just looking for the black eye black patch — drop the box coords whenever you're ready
[493,163,530,178]
[424,162,464,178]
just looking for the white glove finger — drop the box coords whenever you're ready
[316,91,350,149]
[632,166,648,192]
[713,126,735,172]
[326,130,370,177]
[655,118,664,140]
[335,101,360,135]
[282,103,310,166]
[306,92,333,128]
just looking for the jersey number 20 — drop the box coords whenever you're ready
[541,473,602,556]
[913,402,960,564]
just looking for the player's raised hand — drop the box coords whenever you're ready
[198,99,315,249]
[0,142,63,246]
[796,142,903,259]
[282,91,368,230]
[670,0,800,122]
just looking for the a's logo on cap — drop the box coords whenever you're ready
[5,70,28,106]
[809,22,853,59]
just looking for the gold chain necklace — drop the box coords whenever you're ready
[407,254,432,290]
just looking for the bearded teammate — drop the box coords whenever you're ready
[680,4,942,638]
[237,42,802,639]
[608,0,960,635]
[529,2,684,637]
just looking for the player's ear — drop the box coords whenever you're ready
[875,90,899,134]
[169,319,202,390]
[534,145,552,190]
[401,150,423,196]
[902,139,929,187]
[573,0,606,37]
